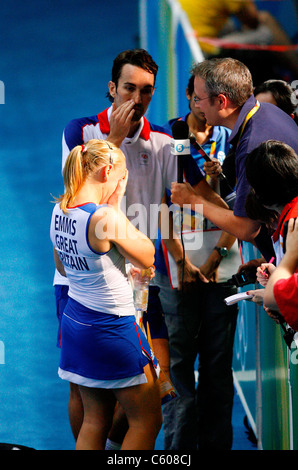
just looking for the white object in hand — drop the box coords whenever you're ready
[133,287,149,311]
[133,268,151,311]
[224,292,253,306]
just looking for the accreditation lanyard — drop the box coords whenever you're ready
[210,141,216,158]
[205,141,216,185]
[237,100,260,146]
[235,101,260,258]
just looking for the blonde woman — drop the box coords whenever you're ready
[50,139,162,450]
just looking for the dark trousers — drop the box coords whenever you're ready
[156,272,238,450]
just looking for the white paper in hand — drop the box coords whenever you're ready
[224,292,253,305]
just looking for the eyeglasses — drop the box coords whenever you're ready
[193,95,213,103]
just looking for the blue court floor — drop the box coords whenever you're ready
[0,0,255,451]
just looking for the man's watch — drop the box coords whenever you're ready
[213,246,228,257]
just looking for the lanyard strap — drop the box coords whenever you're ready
[237,100,260,146]
[210,141,217,158]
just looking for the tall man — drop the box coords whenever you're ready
[155,73,240,450]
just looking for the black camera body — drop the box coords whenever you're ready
[227,267,257,287]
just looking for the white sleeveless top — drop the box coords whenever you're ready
[50,202,135,316]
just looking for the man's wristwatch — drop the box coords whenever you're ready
[213,246,228,257]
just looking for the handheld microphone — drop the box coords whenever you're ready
[188,132,212,162]
[171,120,191,183]
[189,132,234,193]
[170,120,190,291]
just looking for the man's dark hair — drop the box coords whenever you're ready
[245,189,279,226]
[107,49,158,102]
[186,74,195,96]
[254,79,296,116]
[245,140,298,209]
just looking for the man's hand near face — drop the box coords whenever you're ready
[107,100,136,147]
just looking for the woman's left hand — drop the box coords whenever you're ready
[246,288,265,305]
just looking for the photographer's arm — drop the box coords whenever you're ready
[264,219,298,311]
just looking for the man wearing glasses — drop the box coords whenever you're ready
[171,57,298,257]
[154,73,240,450]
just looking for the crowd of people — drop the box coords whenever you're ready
[50,46,298,450]
[178,0,298,78]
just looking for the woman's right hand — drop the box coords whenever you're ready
[256,262,276,287]
[107,170,128,207]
